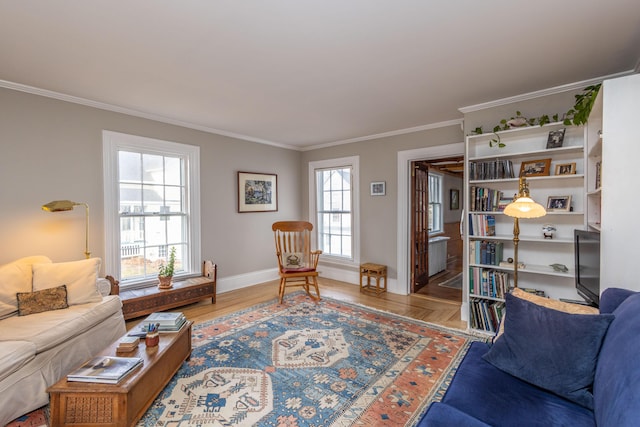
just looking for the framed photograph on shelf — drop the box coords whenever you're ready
[547,195,572,212]
[370,181,386,196]
[555,162,576,176]
[450,189,460,210]
[546,128,566,149]
[519,158,552,177]
[237,171,278,213]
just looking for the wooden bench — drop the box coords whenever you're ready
[119,271,216,320]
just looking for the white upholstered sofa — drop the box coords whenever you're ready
[0,255,126,425]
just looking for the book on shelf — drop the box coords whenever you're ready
[469,186,503,212]
[469,214,496,237]
[469,160,515,181]
[67,356,143,384]
[469,298,505,333]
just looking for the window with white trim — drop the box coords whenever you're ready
[103,131,201,289]
[309,156,359,265]
[428,172,443,234]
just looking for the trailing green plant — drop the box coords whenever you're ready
[471,84,601,147]
[563,84,601,126]
[158,246,176,278]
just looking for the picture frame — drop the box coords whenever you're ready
[555,162,576,176]
[546,128,566,149]
[547,195,572,212]
[519,158,552,177]
[237,171,278,213]
[370,181,386,196]
[450,189,460,210]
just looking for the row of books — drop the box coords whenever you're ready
[468,214,496,237]
[469,298,505,333]
[469,241,504,266]
[469,267,510,299]
[469,186,505,212]
[469,160,515,181]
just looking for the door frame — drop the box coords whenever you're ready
[397,142,464,296]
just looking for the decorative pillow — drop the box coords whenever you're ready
[483,293,614,409]
[283,252,306,269]
[0,255,52,318]
[17,284,68,316]
[32,258,102,306]
[494,288,599,341]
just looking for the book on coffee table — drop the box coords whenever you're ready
[67,356,143,384]
[141,312,187,332]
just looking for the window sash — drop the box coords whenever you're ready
[309,157,359,266]
[103,131,201,289]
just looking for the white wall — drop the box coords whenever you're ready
[0,87,300,289]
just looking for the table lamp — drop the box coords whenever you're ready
[503,177,546,287]
[42,200,91,259]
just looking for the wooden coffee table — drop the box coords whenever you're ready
[48,320,193,427]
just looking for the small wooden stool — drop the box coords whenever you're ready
[360,263,387,295]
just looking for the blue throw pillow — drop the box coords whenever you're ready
[482,293,614,409]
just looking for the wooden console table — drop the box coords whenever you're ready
[48,321,193,427]
[120,272,216,320]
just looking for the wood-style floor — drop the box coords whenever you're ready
[415,256,463,302]
[126,277,466,332]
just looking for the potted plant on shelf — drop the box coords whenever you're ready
[158,246,176,289]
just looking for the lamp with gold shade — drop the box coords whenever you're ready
[503,177,546,287]
[42,200,91,259]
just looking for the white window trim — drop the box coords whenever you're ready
[308,156,360,267]
[102,130,201,287]
[428,170,444,235]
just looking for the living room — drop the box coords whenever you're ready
[1,2,640,426]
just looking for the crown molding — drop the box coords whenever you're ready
[0,79,301,150]
[301,119,464,152]
[458,70,636,114]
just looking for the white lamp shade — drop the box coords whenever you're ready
[504,196,547,218]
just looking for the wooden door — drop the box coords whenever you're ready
[411,161,430,292]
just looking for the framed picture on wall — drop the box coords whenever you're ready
[237,171,278,212]
[450,189,460,210]
[371,181,386,196]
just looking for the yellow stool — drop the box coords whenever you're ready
[360,263,387,295]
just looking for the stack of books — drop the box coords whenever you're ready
[67,356,143,384]
[116,336,139,353]
[142,312,186,332]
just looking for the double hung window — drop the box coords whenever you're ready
[103,131,201,288]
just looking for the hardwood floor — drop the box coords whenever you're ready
[126,277,466,332]
[414,256,463,302]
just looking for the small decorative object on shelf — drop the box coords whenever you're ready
[542,224,556,239]
[550,263,569,273]
[158,247,176,289]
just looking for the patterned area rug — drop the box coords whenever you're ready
[437,273,463,290]
[139,293,480,426]
[9,293,481,427]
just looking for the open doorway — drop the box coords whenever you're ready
[411,156,464,302]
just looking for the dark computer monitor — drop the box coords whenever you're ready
[574,229,601,307]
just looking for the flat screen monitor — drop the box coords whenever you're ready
[574,229,601,307]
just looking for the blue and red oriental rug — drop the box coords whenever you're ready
[9,292,481,427]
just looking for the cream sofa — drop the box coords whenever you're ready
[0,256,126,425]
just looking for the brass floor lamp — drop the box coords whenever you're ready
[42,200,91,259]
[503,177,546,288]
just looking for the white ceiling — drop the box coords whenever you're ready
[1,1,639,150]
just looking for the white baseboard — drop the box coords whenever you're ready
[216,265,402,295]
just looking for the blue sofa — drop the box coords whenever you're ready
[418,288,640,427]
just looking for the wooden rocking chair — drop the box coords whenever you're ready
[272,221,322,303]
